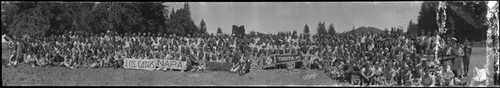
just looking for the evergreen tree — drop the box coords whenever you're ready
[232,25,238,35]
[199,19,207,34]
[239,25,245,36]
[317,21,327,35]
[165,2,198,36]
[303,24,310,34]
[328,23,336,35]
[217,27,222,34]
[416,1,438,36]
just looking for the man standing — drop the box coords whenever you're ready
[417,31,425,55]
[463,39,471,77]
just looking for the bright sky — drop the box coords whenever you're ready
[163,2,422,34]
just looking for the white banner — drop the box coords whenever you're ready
[156,59,188,70]
[123,58,188,70]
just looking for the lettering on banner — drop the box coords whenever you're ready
[275,54,301,63]
[156,59,167,70]
[123,58,187,70]
[157,59,187,70]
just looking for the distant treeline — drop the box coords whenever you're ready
[1,2,205,37]
[1,1,492,42]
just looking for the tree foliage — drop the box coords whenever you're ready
[416,1,438,36]
[232,25,245,37]
[2,2,21,35]
[416,1,488,42]
[217,27,222,34]
[328,23,336,35]
[406,20,418,36]
[2,2,204,37]
[8,4,51,37]
[316,21,327,35]
[165,2,199,36]
[199,19,207,34]
[303,24,309,34]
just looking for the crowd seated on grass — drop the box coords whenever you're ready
[4,29,478,86]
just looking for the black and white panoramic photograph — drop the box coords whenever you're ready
[1,1,499,87]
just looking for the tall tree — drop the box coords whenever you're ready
[328,23,336,35]
[416,1,438,36]
[217,27,222,34]
[231,25,245,37]
[303,24,310,34]
[317,21,327,35]
[199,19,206,34]
[232,25,238,35]
[407,20,415,35]
[390,27,395,33]
[165,2,198,36]
[239,25,245,36]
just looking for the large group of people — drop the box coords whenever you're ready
[327,30,472,87]
[5,30,475,86]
